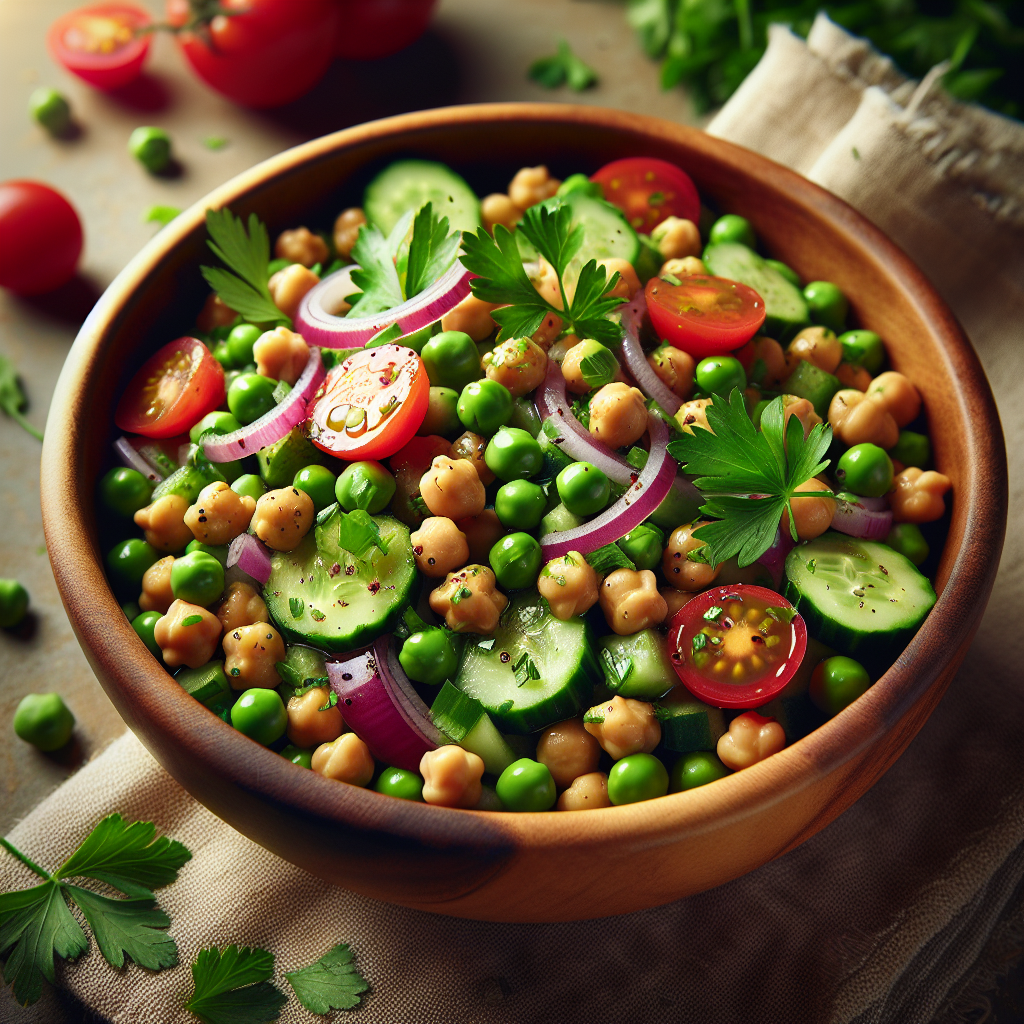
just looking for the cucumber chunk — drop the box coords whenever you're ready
[175,661,232,712]
[454,591,599,733]
[430,681,517,775]
[781,360,841,419]
[784,532,936,668]
[364,160,481,236]
[599,629,676,700]
[654,691,726,753]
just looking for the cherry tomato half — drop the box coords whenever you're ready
[645,274,766,359]
[47,3,152,90]
[667,584,807,708]
[115,337,226,439]
[590,157,701,234]
[0,182,83,296]
[166,0,340,109]
[334,0,438,60]
[307,345,428,462]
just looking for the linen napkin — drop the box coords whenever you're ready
[4,17,1023,1023]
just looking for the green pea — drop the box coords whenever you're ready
[695,356,746,397]
[185,539,230,567]
[421,331,482,392]
[488,532,543,590]
[495,479,546,529]
[280,744,314,769]
[375,767,425,801]
[212,340,235,369]
[836,443,893,497]
[607,752,669,805]
[227,373,277,425]
[131,610,163,658]
[232,474,267,503]
[399,629,458,687]
[231,688,288,746]
[803,281,849,333]
[107,538,161,588]
[556,173,603,199]
[0,579,30,629]
[765,258,801,287]
[335,460,396,514]
[809,656,871,717]
[418,387,461,437]
[128,126,172,174]
[886,523,929,566]
[189,410,242,445]
[29,87,71,135]
[98,467,153,519]
[170,551,225,607]
[13,693,75,751]
[457,378,513,435]
[483,427,543,482]
[617,524,663,571]
[226,323,263,367]
[293,464,337,513]
[709,214,755,248]
[496,758,556,811]
[670,751,730,791]
[839,330,886,374]
[556,461,610,516]
[889,430,931,470]
[508,396,542,437]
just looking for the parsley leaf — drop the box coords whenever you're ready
[0,355,44,442]
[316,507,389,561]
[667,390,833,567]
[284,943,369,1013]
[600,647,634,691]
[346,210,411,318]
[513,652,541,687]
[65,887,177,971]
[586,544,636,575]
[528,39,599,91]
[578,343,619,387]
[185,945,287,1024]
[405,202,460,299]
[143,205,181,226]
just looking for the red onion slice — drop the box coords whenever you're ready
[202,347,325,463]
[831,497,893,540]
[113,436,165,482]
[296,260,471,349]
[756,528,796,589]
[226,534,272,586]
[619,293,683,416]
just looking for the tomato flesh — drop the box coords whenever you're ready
[116,338,225,439]
[307,345,428,462]
[645,274,766,359]
[668,584,807,708]
[591,157,701,234]
[0,182,83,296]
[47,4,152,90]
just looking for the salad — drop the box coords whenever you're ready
[97,155,951,813]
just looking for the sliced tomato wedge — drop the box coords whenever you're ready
[668,584,807,708]
[645,274,766,359]
[115,337,225,439]
[307,345,428,462]
[591,157,701,234]
[47,3,152,90]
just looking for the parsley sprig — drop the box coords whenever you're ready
[528,38,599,91]
[461,203,626,347]
[667,390,833,567]
[0,355,44,442]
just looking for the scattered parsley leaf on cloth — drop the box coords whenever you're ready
[529,38,599,91]
[346,209,413,318]
[0,355,44,442]
[185,945,287,1024]
[404,202,460,298]
[284,943,369,1013]
[143,205,182,226]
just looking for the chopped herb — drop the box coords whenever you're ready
[586,544,636,575]
[600,647,634,690]
[143,205,181,226]
[766,605,797,623]
[203,135,228,150]
[513,652,541,687]
[579,343,619,387]
[582,708,606,724]
[181,614,203,627]
[660,272,682,286]
[317,691,339,713]
[0,355,44,442]
[477,638,496,651]
[285,942,369,1014]
[450,586,473,606]
[852,147,861,160]
[703,606,723,623]
[185,945,286,1024]
[528,38,599,91]
[317,507,389,561]
[571,392,594,430]
[309,609,326,623]
[288,597,304,619]
[497,699,514,714]
[691,632,708,656]
[807,558,817,574]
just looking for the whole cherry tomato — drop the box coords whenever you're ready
[47,3,152,90]
[591,157,701,234]
[0,182,83,296]
[333,0,438,60]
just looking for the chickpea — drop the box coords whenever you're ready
[420,745,485,808]
[599,569,668,636]
[560,340,596,395]
[663,523,721,592]
[536,718,602,789]
[829,390,900,449]
[780,478,836,541]
[508,165,561,210]
[286,686,345,748]
[785,326,842,374]
[867,371,921,427]
[835,362,872,391]
[890,467,951,523]
[154,599,222,670]
[782,395,823,439]
[456,510,505,564]
[410,517,470,578]
[531,311,564,350]
[651,216,702,260]
[481,192,522,233]
[222,621,286,690]
[557,771,611,811]
[420,456,486,520]
[588,382,648,449]
[195,292,237,332]
[253,326,311,386]
[139,555,175,614]
[529,257,564,309]
[536,551,600,620]
[185,481,256,546]
[333,207,367,260]
[597,258,641,300]
[660,256,706,278]
[428,565,508,634]
[389,436,452,528]
[451,430,495,484]
[268,263,319,320]
[441,292,501,342]
[675,397,713,436]
[584,695,661,760]
[252,486,315,552]
[216,580,269,634]
[135,494,193,553]
[484,337,547,397]
[274,226,328,269]
[648,345,695,399]
[661,586,694,624]
[313,732,375,787]
[749,336,787,388]
[717,711,786,770]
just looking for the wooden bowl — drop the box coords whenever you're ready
[42,104,1007,922]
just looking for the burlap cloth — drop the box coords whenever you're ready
[3,17,1022,1023]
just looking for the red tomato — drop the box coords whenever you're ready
[591,157,701,234]
[115,338,225,439]
[0,182,83,296]
[47,3,152,90]
[667,584,808,708]
[166,0,340,109]
[334,0,438,60]
[645,274,766,359]
[308,345,428,461]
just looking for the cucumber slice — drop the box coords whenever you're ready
[599,629,676,700]
[364,160,481,236]
[175,661,232,712]
[784,532,936,667]
[535,416,575,484]
[264,514,417,653]
[781,360,841,419]
[276,644,328,701]
[454,591,599,733]
[430,681,516,775]
[654,692,726,753]
[541,192,640,276]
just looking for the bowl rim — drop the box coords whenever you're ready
[42,102,1008,856]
